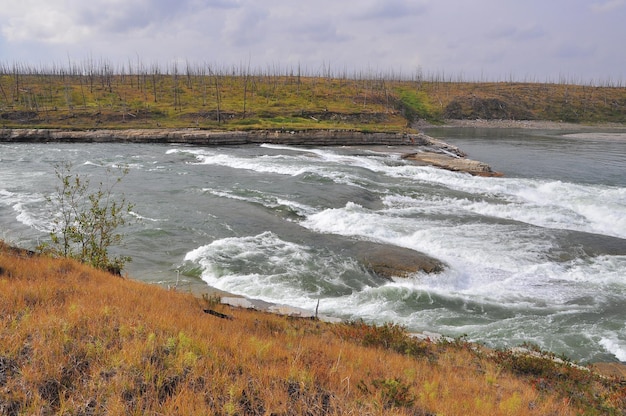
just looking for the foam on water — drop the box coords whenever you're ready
[294,186,626,362]
[193,144,626,239]
[184,231,378,306]
[261,143,398,170]
[168,146,393,189]
[169,147,319,177]
[129,211,165,222]
[600,336,626,362]
[0,189,50,232]
[379,163,626,238]
[201,187,318,218]
[303,202,554,267]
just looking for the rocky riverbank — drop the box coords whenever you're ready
[0,127,503,176]
[0,128,425,146]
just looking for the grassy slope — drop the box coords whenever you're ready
[1,241,625,415]
[1,73,625,131]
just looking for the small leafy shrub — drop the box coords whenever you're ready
[38,161,133,274]
[373,377,415,409]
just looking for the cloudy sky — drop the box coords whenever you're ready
[1,0,624,83]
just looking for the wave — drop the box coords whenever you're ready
[0,189,50,232]
[183,231,378,305]
[379,177,626,239]
[166,146,393,189]
[168,146,626,239]
[383,162,626,239]
[301,200,626,297]
[129,211,165,222]
[600,336,626,362]
[201,187,317,218]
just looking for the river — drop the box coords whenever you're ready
[1,127,625,363]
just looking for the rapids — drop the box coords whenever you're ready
[1,127,625,363]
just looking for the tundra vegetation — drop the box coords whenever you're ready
[1,241,625,415]
[1,60,625,131]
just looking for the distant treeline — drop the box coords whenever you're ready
[1,60,625,130]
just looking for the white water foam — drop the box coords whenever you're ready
[184,231,372,307]
[0,189,50,232]
[380,163,626,239]
[174,145,626,239]
[167,146,392,189]
[261,143,396,171]
[129,211,165,222]
[201,187,318,218]
[600,336,626,362]
[381,179,626,240]
[301,201,625,304]
[168,147,315,176]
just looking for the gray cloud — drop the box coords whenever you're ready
[357,0,429,20]
[488,24,545,42]
[555,42,596,59]
[590,0,625,13]
[289,20,351,44]
[0,0,623,83]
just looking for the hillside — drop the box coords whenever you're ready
[1,67,625,131]
[1,241,625,415]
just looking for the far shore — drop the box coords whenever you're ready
[425,119,626,130]
[2,119,626,143]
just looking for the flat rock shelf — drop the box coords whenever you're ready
[0,128,500,176]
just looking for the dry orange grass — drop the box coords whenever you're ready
[1,241,623,415]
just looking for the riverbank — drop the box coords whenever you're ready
[0,128,422,145]
[1,240,624,414]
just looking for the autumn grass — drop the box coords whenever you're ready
[2,241,625,415]
[1,69,625,133]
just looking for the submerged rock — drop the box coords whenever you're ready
[351,240,445,278]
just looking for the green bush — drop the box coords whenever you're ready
[394,88,439,122]
[39,161,133,274]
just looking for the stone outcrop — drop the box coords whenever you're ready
[402,151,503,177]
[0,128,432,146]
[351,240,445,278]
